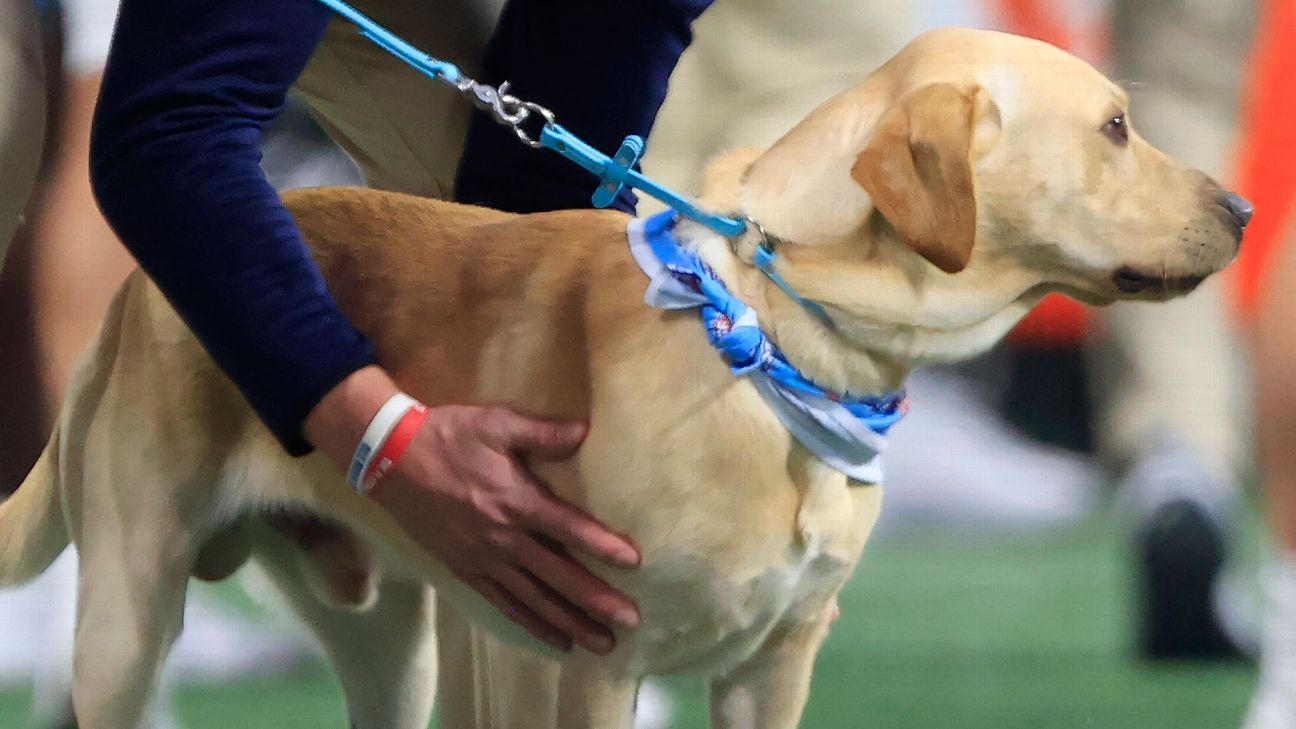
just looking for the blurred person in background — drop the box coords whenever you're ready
[1248,212,1296,729]
[647,0,1254,662]
[1236,0,1296,724]
[0,0,51,495]
[0,0,45,266]
[1248,219,1296,728]
[1076,0,1253,661]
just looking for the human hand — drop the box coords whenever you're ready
[305,367,641,654]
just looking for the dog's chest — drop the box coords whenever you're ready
[635,473,883,675]
[752,473,882,622]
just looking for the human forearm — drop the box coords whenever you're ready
[90,0,375,453]
[303,366,400,470]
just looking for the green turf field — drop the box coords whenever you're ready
[0,513,1260,728]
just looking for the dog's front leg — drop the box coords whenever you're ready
[436,602,565,729]
[435,603,637,729]
[707,608,834,729]
[556,653,639,729]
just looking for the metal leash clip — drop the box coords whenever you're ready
[451,77,557,149]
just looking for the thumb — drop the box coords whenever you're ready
[484,409,588,459]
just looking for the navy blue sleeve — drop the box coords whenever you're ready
[455,0,714,213]
[91,0,376,455]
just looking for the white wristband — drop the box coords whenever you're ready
[347,393,417,492]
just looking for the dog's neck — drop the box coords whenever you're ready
[674,145,1048,396]
[678,213,1044,398]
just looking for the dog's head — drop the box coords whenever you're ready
[716,28,1246,321]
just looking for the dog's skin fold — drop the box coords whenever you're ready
[0,28,1245,729]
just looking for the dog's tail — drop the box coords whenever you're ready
[0,427,67,586]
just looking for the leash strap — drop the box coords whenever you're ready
[313,0,747,237]
[314,0,832,319]
[749,237,835,326]
[534,126,748,237]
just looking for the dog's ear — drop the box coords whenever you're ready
[852,83,984,274]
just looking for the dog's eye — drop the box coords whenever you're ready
[1102,114,1129,146]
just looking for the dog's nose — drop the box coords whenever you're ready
[1219,191,1255,230]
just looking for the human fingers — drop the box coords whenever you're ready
[479,407,587,460]
[467,574,572,653]
[510,531,640,630]
[517,484,640,568]
[492,564,616,655]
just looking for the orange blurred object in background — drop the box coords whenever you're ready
[1232,0,1296,321]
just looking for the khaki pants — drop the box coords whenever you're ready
[0,0,47,267]
[295,0,501,197]
[644,0,917,195]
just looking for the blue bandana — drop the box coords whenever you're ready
[627,212,906,483]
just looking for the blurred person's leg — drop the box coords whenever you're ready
[1244,223,1296,727]
[644,0,914,194]
[1239,0,1296,723]
[294,0,500,197]
[0,0,53,494]
[0,0,47,266]
[25,70,137,416]
[1093,0,1255,660]
[26,0,135,407]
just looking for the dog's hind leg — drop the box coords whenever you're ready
[250,524,437,729]
[69,527,191,729]
[62,397,202,728]
[707,609,834,729]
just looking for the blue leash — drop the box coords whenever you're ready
[313,0,745,237]
[314,0,835,324]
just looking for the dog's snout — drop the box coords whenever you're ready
[1219,190,1255,230]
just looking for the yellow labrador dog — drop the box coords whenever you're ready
[0,28,1248,729]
